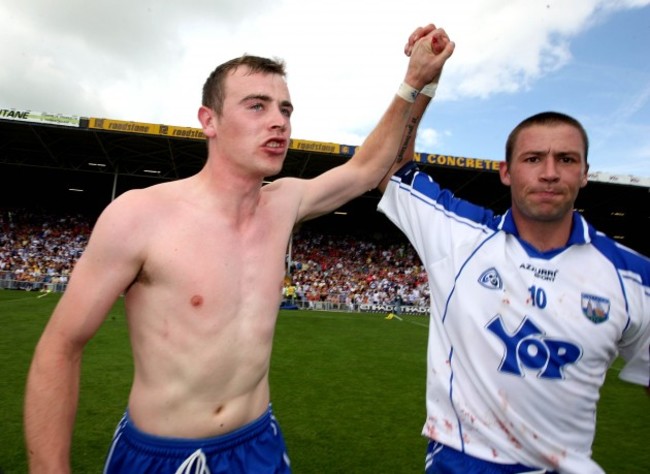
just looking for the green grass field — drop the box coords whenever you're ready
[1,289,647,473]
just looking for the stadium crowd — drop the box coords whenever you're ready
[0,208,430,309]
[0,209,91,292]
[287,230,429,310]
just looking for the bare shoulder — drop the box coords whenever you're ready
[261,177,306,205]
[93,180,183,237]
[268,167,359,223]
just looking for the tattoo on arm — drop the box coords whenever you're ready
[395,116,419,164]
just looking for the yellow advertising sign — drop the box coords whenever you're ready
[345,145,500,172]
[414,152,500,172]
[88,118,206,140]
[88,118,159,135]
[289,139,341,154]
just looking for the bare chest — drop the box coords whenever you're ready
[145,216,291,293]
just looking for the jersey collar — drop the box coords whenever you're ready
[500,209,592,257]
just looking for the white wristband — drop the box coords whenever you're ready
[420,82,438,98]
[396,82,419,103]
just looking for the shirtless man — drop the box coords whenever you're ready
[24,24,454,473]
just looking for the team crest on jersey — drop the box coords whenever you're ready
[478,267,503,290]
[581,293,610,324]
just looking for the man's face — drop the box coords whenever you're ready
[499,123,589,223]
[214,66,293,178]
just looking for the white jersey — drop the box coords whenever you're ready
[378,163,650,474]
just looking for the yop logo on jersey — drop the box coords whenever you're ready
[486,315,583,379]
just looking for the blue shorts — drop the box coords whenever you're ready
[425,441,557,474]
[103,405,291,474]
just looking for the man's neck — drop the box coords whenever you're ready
[513,212,574,253]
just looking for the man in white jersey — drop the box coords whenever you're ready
[23,25,455,473]
[377,31,650,474]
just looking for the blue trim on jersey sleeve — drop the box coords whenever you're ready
[395,163,650,278]
[393,161,418,185]
[590,228,650,287]
[396,162,501,229]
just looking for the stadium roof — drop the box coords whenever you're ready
[1,108,648,255]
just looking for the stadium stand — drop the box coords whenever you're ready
[0,207,427,314]
[287,229,430,312]
[0,208,90,292]
[1,108,648,300]
[1,109,649,251]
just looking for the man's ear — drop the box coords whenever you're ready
[580,163,589,188]
[499,161,511,186]
[198,106,217,139]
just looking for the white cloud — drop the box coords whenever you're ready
[0,0,648,176]
[415,127,442,151]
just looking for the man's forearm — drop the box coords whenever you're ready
[25,347,80,473]
[378,91,434,192]
[400,90,434,165]
[348,89,419,189]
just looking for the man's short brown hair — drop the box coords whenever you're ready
[505,111,589,165]
[202,55,287,116]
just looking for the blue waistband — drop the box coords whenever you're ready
[427,441,558,474]
[119,405,273,455]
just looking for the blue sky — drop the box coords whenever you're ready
[424,5,650,178]
[1,0,648,178]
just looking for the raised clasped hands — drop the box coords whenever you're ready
[404,23,455,89]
